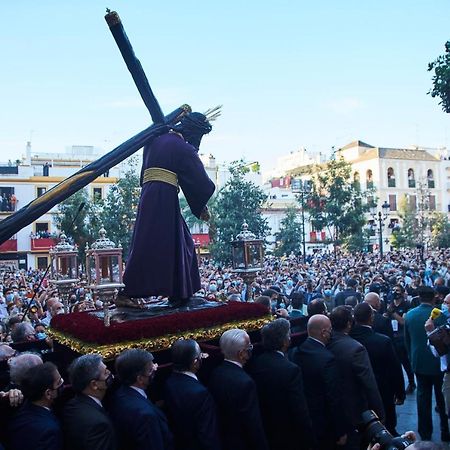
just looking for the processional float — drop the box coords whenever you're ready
[2,10,271,358]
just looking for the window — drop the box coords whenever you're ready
[93,187,103,201]
[35,222,49,234]
[388,195,397,212]
[36,256,48,270]
[366,170,373,189]
[43,163,50,177]
[0,187,15,212]
[427,169,435,188]
[387,168,396,187]
[429,195,436,211]
[407,169,415,188]
[408,195,417,211]
[353,172,360,189]
[37,187,47,197]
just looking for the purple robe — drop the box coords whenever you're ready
[123,133,215,298]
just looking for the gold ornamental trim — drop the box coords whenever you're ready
[142,167,179,190]
[48,315,272,360]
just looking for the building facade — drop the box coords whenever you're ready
[0,143,120,270]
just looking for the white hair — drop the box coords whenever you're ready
[219,329,248,359]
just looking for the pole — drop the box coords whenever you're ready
[301,190,306,261]
[378,212,383,258]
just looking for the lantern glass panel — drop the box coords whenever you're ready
[232,245,246,269]
[99,255,112,283]
[248,243,262,268]
[89,255,97,284]
[111,256,120,283]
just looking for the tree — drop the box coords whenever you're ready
[430,212,450,249]
[209,160,270,264]
[390,195,417,249]
[54,188,93,258]
[273,206,303,257]
[303,158,374,251]
[428,41,450,113]
[100,156,141,258]
[179,196,206,233]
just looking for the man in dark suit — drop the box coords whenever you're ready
[164,339,220,450]
[209,328,269,450]
[7,362,63,450]
[247,318,314,450]
[293,314,349,450]
[109,349,172,450]
[62,354,117,450]
[328,306,384,450]
[334,278,361,307]
[405,286,450,441]
[364,292,394,339]
[350,303,405,435]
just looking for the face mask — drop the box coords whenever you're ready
[209,284,217,293]
[271,300,277,310]
[286,280,293,288]
[217,279,223,286]
[442,305,449,316]
[36,332,47,340]
[5,294,13,302]
[105,373,114,388]
[324,289,332,297]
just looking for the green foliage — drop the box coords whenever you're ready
[430,212,450,249]
[303,158,374,250]
[390,195,418,249]
[274,207,303,257]
[209,160,270,264]
[100,156,141,258]
[428,41,450,113]
[179,196,205,232]
[54,188,93,259]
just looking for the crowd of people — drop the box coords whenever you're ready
[0,249,450,449]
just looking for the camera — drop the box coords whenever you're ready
[360,411,412,450]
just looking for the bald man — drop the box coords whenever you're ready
[364,292,394,339]
[292,315,348,449]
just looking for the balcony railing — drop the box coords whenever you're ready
[31,238,58,251]
[388,179,396,188]
[0,238,17,252]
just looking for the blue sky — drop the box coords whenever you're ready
[1,1,449,171]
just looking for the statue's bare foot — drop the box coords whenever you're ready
[114,292,145,309]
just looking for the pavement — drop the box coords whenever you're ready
[396,381,450,447]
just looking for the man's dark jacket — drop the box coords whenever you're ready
[328,331,384,427]
[350,324,404,401]
[292,337,349,447]
[350,324,405,432]
[8,402,62,450]
[164,372,221,450]
[246,350,314,450]
[62,394,117,450]
[208,360,269,450]
[334,289,361,307]
[108,385,172,450]
[372,311,394,339]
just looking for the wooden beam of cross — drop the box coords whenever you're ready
[0,10,190,244]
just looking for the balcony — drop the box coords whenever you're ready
[0,166,19,175]
[0,238,17,252]
[31,238,58,251]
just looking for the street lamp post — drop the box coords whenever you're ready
[370,201,390,258]
[292,179,310,261]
